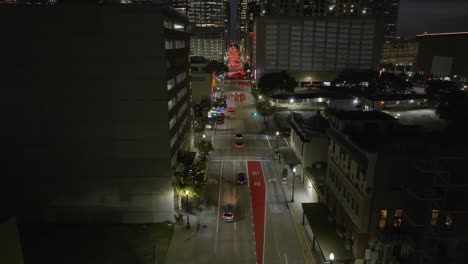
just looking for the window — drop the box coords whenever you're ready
[173,22,185,32]
[394,209,403,227]
[167,79,175,91]
[378,210,387,230]
[164,17,173,29]
[431,210,440,225]
[165,39,173,50]
[445,213,453,228]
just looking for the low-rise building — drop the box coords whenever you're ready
[362,94,428,111]
[303,110,468,263]
[190,56,215,104]
[290,111,330,202]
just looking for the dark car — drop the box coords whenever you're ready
[237,173,247,185]
[222,204,235,222]
[217,116,224,124]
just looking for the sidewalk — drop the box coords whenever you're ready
[267,111,319,264]
[273,161,318,264]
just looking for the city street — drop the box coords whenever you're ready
[166,46,306,264]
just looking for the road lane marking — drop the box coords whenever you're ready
[273,232,281,257]
[214,161,224,254]
[233,160,237,232]
[266,135,272,149]
[260,161,267,264]
[284,253,289,264]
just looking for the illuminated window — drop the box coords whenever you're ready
[445,213,453,228]
[378,210,387,230]
[394,209,403,227]
[431,210,439,225]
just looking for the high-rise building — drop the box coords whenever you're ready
[381,38,418,69]
[188,0,227,61]
[1,2,191,223]
[246,0,399,66]
[239,0,248,54]
[253,15,383,82]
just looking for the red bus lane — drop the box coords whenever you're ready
[247,161,266,264]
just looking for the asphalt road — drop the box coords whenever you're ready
[199,51,305,262]
[166,48,305,264]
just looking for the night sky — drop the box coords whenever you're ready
[397,0,468,38]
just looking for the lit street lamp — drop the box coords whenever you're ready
[275,131,279,158]
[329,252,335,264]
[202,134,206,139]
[185,190,190,230]
[291,167,296,202]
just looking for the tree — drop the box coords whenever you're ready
[204,60,228,74]
[258,71,298,96]
[172,161,205,218]
[376,72,412,94]
[256,99,276,128]
[436,89,468,126]
[195,139,214,160]
[426,80,457,99]
[199,97,212,112]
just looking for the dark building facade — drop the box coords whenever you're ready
[1,2,191,223]
[416,32,468,80]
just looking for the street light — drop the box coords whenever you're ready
[291,167,296,202]
[202,134,206,139]
[259,95,262,100]
[185,190,190,230]
[275,131,279,158]
[329,252,335,264]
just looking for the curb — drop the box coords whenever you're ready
[273,162,317,264]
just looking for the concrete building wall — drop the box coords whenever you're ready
[1,4,189,223]
[191,71,213,104]
[254,15,383,82]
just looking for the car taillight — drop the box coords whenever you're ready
[232,214,235,218]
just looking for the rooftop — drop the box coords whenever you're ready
[365,94,427,101]
[417,32,468,37]
[333,110,396,121]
